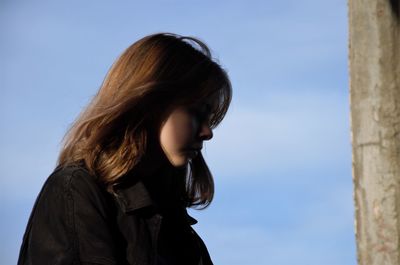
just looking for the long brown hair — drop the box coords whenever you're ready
[58,33,232,208]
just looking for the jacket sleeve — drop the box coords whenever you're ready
[18,166,121,265]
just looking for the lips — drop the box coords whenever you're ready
[185,147,201,157]
[189,144,203,151]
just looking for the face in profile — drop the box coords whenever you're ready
[159,99,215,167]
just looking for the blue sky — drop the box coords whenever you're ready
[1,1,353,264]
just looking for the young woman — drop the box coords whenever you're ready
[18,33,232,265]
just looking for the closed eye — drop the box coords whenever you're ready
[188,104,211,123]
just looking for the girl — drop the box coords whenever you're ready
[18,33,232,265]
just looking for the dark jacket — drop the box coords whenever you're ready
[18,165,213,265]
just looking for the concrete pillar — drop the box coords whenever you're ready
[349,0,400,264]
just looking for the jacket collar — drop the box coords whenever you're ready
[113,180,198,225]
[114,181,155,213]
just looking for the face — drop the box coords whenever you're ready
[159,101,214,167]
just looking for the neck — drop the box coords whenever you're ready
[126,138,187,209]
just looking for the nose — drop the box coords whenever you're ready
[198,122,213,141]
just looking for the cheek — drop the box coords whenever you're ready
[171,117,196,144]
[160,113,196,150]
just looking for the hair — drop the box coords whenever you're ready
[57,33,232,208]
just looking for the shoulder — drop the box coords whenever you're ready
[47,164,97,186]
[19,165,120,264]
[38,164,112,215]
[44,164,104,195]
[29,164,116,235]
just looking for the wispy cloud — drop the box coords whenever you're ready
[190,182,355,265]
[203,90,351,179]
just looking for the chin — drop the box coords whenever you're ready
[169,156,189,168]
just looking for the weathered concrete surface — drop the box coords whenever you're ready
[349,0,400,264]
